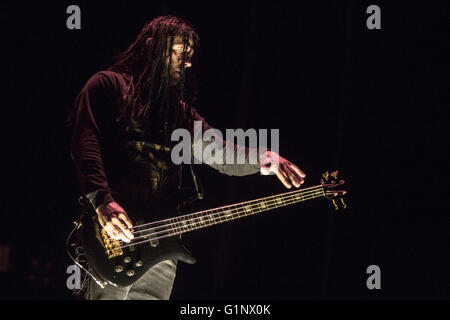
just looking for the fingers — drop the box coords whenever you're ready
[103,222,120,241]
[281,164,300,188]
[284,163,305,188]
[111,217,134,242]
[96,203,135,243]
[272,160,306,189]
[289,163,306,178]
[103,219,133,243]
[118,212,133,230]
[275,168,292,189]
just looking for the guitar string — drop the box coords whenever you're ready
[114,190,327,250]
[116,191,325,250]
[129,184,326,231]
[122,186,324,239]
[123,187,326,242]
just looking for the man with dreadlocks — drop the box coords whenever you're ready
[70,16,305,300]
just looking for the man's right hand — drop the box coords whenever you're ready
[96,201,135,243]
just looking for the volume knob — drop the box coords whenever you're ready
[135,260,143,267]
[126,270,136,277]
[114,265,124,273]
[123,256,131,263]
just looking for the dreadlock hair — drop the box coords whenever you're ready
[108,15,200,141]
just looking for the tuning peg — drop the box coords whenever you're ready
[322,171,329,181]
[340,198,347,209]
[331,199,339,211]
[330,170,338,179]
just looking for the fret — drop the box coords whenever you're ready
[209,210,219,226]
[243,205,252,215]
[251,203,262,215]
[176,218,184,233]
[223,209,233,219]
[276,197,283,206]
[214,210,221,224]
[174,217,181,234]
[181,217,187,232]
[212,210,220,224]
[193,214,200,229]
[183,217,189,232]
[194,217,199,229]
[226,208,234,220]
[235,207,243,219]
[168,218,177,235]
[217,210,224,224]
[230,205,240,218]
[204,212,212,226]
[224,210,230,221]
[259,201,267,209]
[198,215,205,226]
[181,219,190,231]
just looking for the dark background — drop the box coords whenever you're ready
[0,0,448,299]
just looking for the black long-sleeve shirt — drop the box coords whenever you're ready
[70,71,261,213]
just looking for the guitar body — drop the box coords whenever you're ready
[70,197,197,288]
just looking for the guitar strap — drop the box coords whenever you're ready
[188,144,204,200]
[189,162,204,200]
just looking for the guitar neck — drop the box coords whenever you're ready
[166,185,326,236]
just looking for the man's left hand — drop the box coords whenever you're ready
[260,151,306,188]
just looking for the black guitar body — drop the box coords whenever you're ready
[76,198,197,288]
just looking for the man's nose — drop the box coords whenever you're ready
[185,61,192,68]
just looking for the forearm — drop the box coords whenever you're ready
[193,126,264,176]
[71,130,114,210]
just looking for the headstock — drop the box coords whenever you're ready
[321,170,347,211]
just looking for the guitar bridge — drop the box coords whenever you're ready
[101,229,123,259]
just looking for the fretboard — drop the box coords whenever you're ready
[164,185,325,236]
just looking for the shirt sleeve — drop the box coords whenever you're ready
[189,107,264,176]
[70,72,117,210]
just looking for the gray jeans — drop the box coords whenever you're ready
[86,259,177,300]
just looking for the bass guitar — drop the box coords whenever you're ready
[66,170,346,288]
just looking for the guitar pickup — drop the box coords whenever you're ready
[149,238,159,247]
[136,220,159,247]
